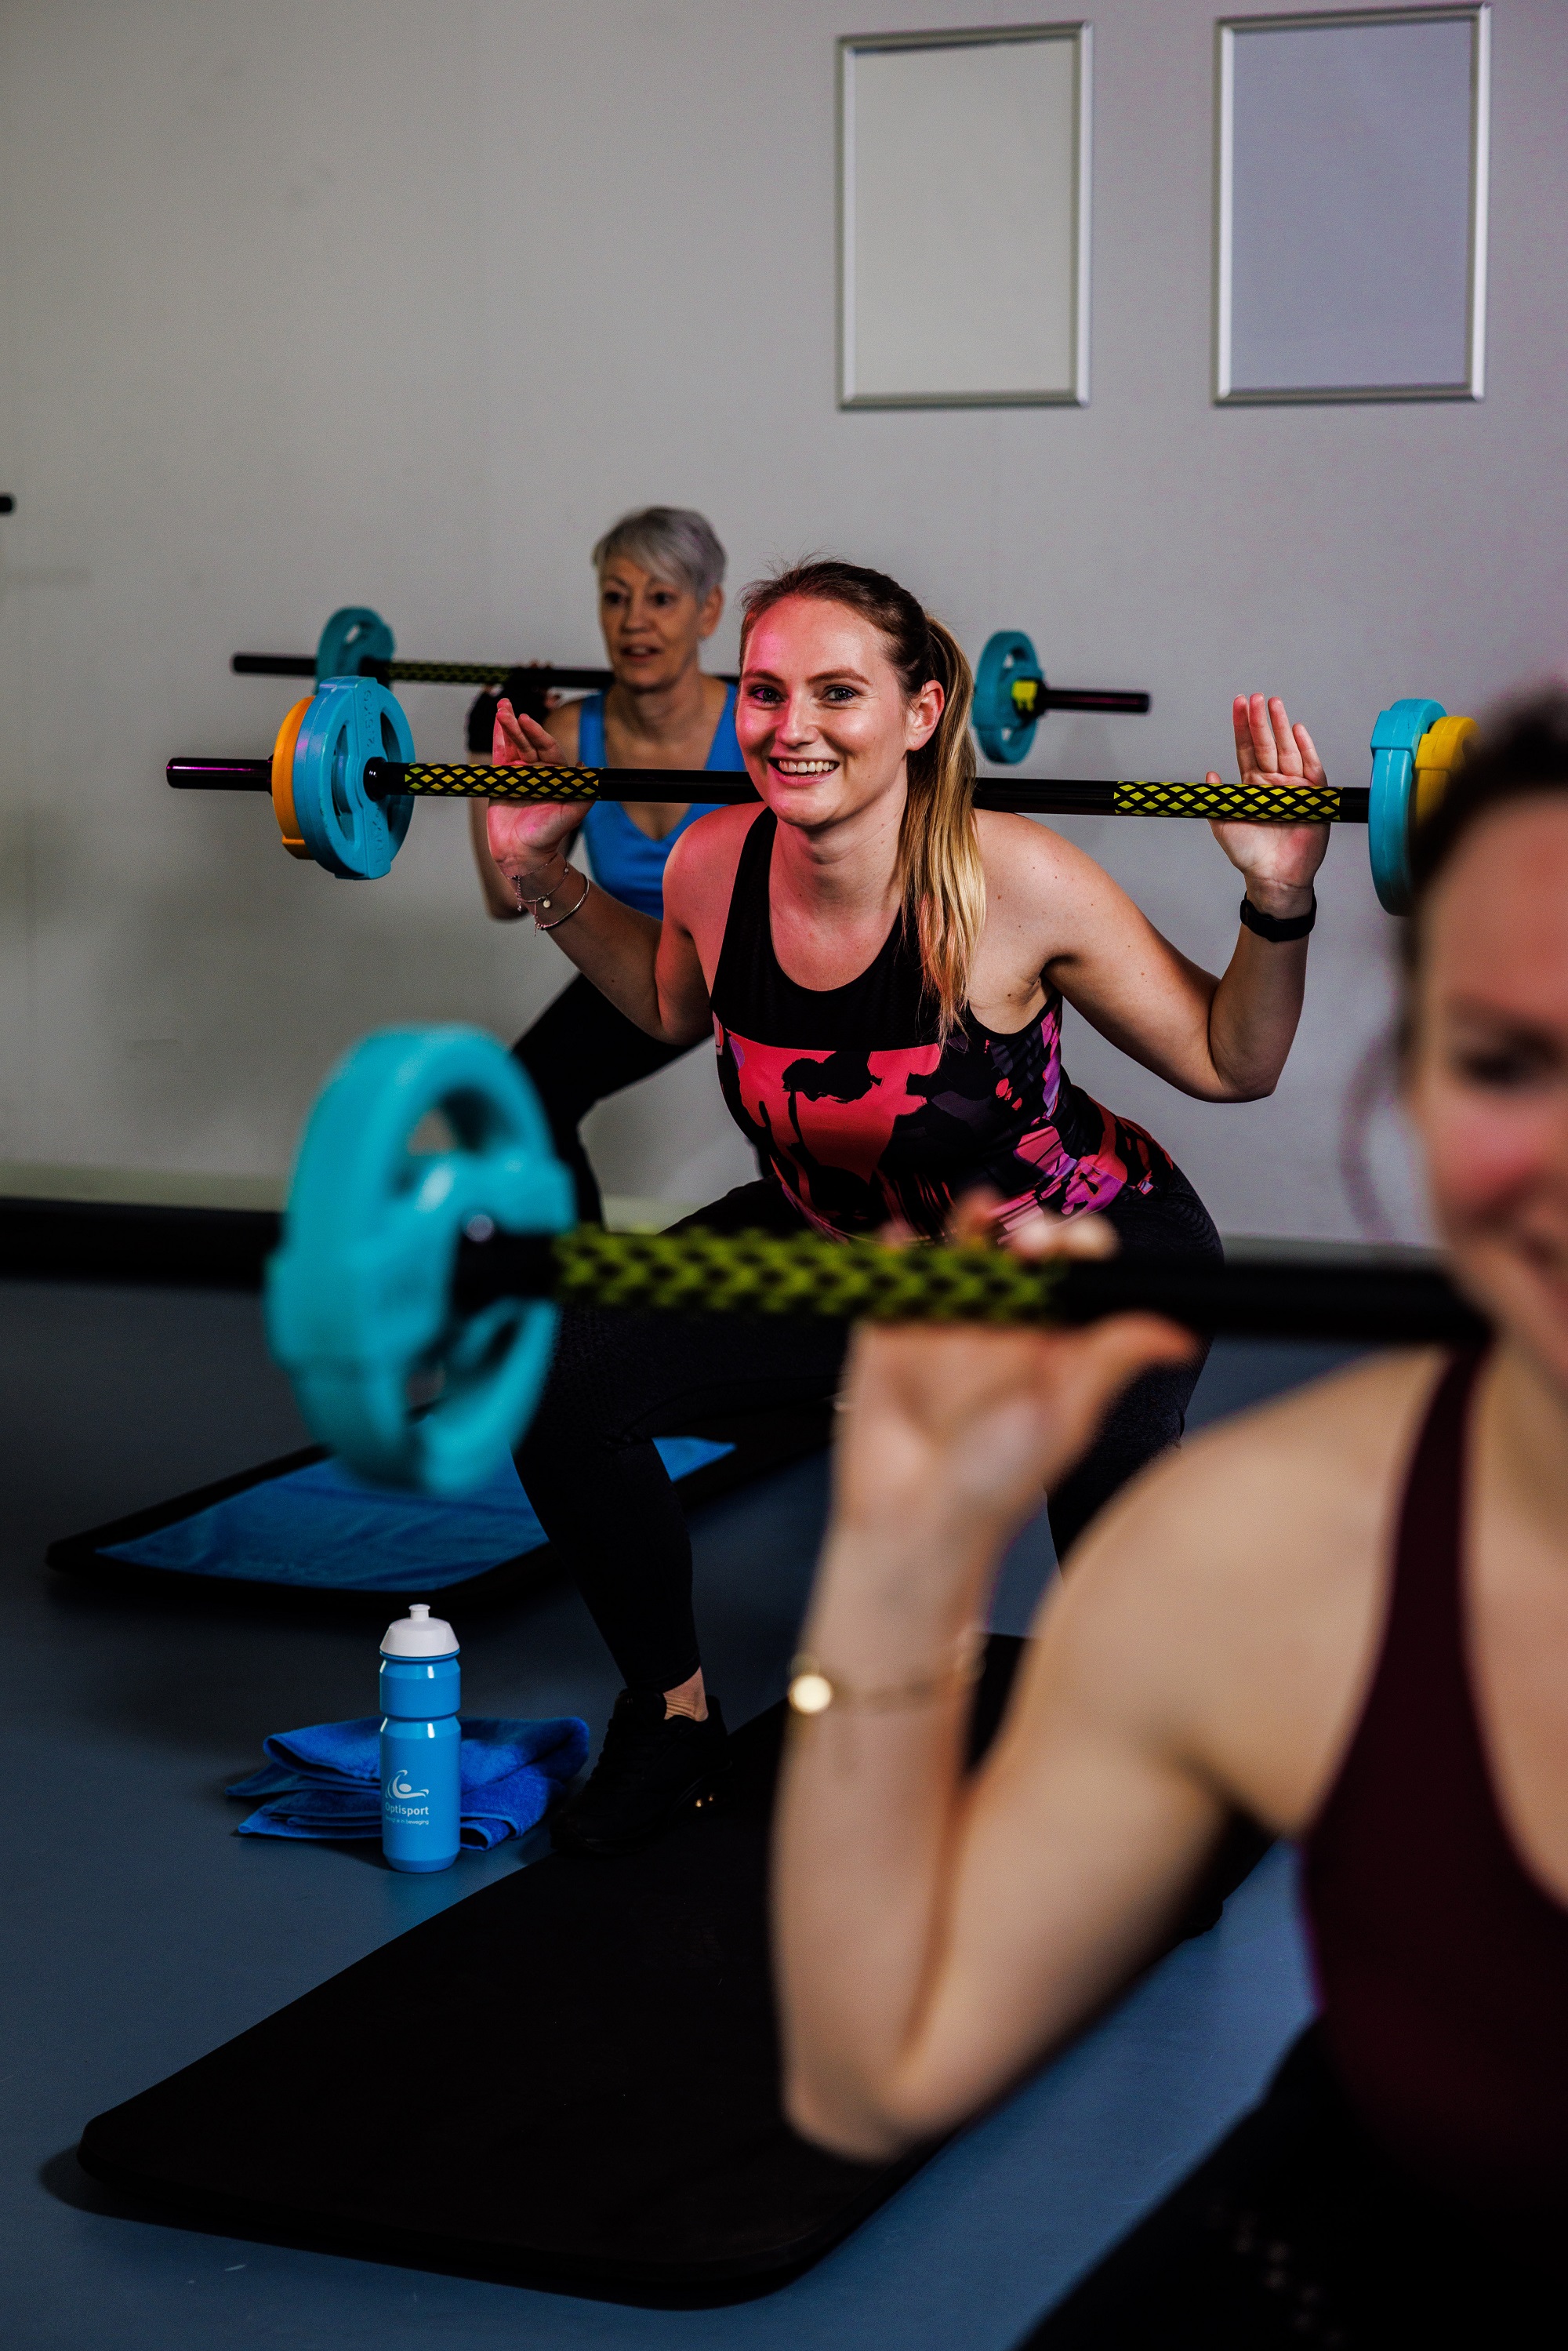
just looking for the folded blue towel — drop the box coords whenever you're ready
[227,1715,590,1849]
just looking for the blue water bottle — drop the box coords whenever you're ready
[379,1604,461,1873]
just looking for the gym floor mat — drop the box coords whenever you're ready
[46,1404,831,1614]
[9,1282,1330,2347]
[78,1640,1028,2302]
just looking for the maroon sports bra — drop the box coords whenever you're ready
[1304,1349,1568,2212]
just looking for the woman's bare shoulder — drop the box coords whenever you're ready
[1040,1349,1449,1826]
[973,807,1130,915]
[661,803,764,928]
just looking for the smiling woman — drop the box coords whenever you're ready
[483,556,1330,1859]
[774,694,1568,2342]
[466,506,739,1222]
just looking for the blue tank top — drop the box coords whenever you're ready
[575,685,738,918]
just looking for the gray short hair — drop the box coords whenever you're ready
[592,506,727,606]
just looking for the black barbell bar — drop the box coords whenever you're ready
[166,754,1365,827]
[0,1195,1481,1350]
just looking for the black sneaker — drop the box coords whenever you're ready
[550,1690,731,1857]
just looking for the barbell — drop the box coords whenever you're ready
[169,674,1473,912]
[229,607,1149,736]
[230,605,637,694]
[0,1029,1477,1497]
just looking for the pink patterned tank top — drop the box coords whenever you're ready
[709,810,1174,1241]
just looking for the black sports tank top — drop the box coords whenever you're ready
[708,809,1173,1240]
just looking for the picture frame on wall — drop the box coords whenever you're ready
[837,23,1092,409]
[1214,5,1490,405]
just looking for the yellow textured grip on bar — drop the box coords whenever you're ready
[1112,780,1342,823]
[405,763,601,804]
[552,1226,1070,1325]
[1414,714,1476,826]
[391,660,514,685]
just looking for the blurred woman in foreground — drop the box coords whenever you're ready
[776,697,1568,2340]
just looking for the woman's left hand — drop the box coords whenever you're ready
[1207,693,1329,914]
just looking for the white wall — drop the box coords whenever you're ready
[0,0,1564,1237]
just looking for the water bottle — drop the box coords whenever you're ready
[379,1604,461,1873]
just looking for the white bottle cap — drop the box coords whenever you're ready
[379,1602,459,1659]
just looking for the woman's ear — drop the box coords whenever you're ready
[906,678,945,752]
[699,586,724,641]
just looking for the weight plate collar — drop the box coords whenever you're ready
[266,1027,573,1494]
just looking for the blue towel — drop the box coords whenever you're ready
[109,1437,732,1593]
[227,1715,590,1848]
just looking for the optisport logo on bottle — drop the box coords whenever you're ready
[384,1770,432,1819]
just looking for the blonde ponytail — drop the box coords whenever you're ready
[897,616,984,1039]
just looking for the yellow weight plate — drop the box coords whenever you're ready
[270,696,313,859]
[1414,713,1477,825]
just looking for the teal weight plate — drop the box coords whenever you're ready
[266,1028,575,1493]
[974,629,1044,766]
[290,677,415,878]
[316,605,394,684]
[1368,698,1444,915]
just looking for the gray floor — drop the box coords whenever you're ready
[0,1282,1357,2349]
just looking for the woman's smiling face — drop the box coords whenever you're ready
[1409,798,1568,1395]
[736,595,942,831]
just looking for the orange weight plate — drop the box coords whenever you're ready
[270,696,314,859]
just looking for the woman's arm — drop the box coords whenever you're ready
[468,803,527,921]
[998,696,1328,1102]
[776,1238,1417,2162]
[483,699,712,1045]
[773,1226,1223,2159]
[467,697,584,924]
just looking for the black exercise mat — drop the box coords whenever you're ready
[47,1404,831,1618]
[78,1639,1025,2302]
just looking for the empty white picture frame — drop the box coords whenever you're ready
[1216,5,1490,403]
[839,24,1091,409]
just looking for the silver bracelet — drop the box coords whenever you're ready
[532,867,591,935]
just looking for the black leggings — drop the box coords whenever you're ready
[513,976,691,1226]
[515,1169,1222,1694]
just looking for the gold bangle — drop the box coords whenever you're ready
[787,1626,984,1717]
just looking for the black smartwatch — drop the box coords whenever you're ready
[1239,892,1316,943]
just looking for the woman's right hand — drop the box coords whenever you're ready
[833,1201,1194,1561]
[484,697,586,892]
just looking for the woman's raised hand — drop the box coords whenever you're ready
[832,1195,1194,1560]
[484,697,586,892]
[1207,693,1330,909]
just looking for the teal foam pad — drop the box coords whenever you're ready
[102,1441,731,1593]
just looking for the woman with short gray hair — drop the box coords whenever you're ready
[468,504,740,1221]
